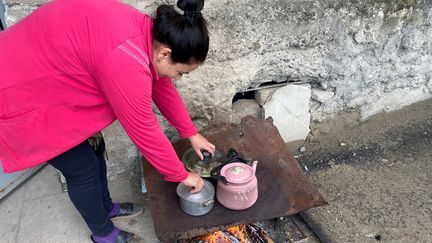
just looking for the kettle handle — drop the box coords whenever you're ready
[211,173,228,184]
[226,148,248,164]
[210,160,229,184]
[210,148,249,183]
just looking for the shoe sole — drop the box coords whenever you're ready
[110,207,144,221]
[91,233,145,243]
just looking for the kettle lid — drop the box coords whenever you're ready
[221,162,255,183]
[176,179,215,202]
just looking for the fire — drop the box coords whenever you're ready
[201,230,230,243]
[198,225,248,243]
[226,225,247,243]
[191,223,273,243]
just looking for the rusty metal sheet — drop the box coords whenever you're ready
[143,117,327,242]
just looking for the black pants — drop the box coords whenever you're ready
[48,140,115,236]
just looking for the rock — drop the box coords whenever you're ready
[320,82,329,90]
[311,89,335,103]
[263,85,311,143]
[231,99,262,124]
[4,4,38,25]
[401,29,424,52]
[255,87,280,106]
[353,29,367,44]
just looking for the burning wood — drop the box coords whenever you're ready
[188,224,274,243]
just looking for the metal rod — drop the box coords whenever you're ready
[240,80,312,93]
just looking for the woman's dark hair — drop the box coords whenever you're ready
[153,0,209,64]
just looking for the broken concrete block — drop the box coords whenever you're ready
[311,89,335,103]
[255,87,280,106]
[231,99,262,124]
[263,85,311,144]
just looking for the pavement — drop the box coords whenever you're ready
[0,165,159,243]
[297,98,432,243]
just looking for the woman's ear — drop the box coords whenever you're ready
[157,47,172,62]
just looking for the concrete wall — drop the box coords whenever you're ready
[4,0,432,178]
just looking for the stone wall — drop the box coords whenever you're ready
[4,0,432,178]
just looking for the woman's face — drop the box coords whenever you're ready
[153,44,200,80]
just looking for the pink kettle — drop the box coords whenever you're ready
[211,149,259,210]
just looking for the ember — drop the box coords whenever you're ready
[189,224,274,243]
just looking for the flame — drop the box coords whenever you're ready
[198,224,248,243]
[227,225,247,243]
[201,231,230,243]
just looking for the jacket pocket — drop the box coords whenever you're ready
[0,107,42,162]
[0,107,40,125]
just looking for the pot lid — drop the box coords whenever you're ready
[182,148,227,178]
[176,179,215,203]
[221,162,254,184]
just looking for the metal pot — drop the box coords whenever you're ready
[176,179,215,216]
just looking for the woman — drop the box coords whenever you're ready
[0,0,214,242]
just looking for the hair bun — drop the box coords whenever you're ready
[177,0,204,13]
[184,10,199,18]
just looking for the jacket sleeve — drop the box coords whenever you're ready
[93,48,188,182]
[152,77,198,138]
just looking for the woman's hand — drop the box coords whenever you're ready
[181,172,204,193]
[188,133,216,160]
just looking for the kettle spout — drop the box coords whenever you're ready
[252,160,258,174]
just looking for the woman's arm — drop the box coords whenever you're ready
[153,77,215,159]
[94,48,188,182]
[152,77,197,138]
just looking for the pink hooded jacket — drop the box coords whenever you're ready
[0,0,196,182]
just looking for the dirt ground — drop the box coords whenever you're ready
[295,98,432,243]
